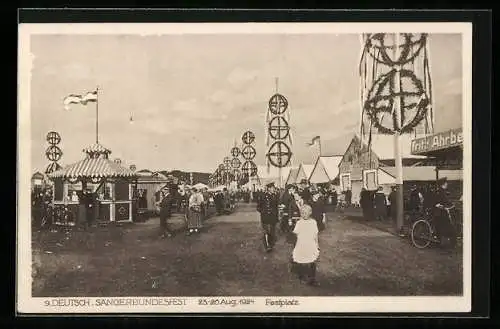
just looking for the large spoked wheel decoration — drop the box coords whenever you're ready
[45,145,63,162]
[268,93,288,115]
[67,176,79,184]
[241,145,256,161]
[90,176,102,184]
[231,157,241,169]
[410,219,433,249]
[242,131,255,145]
[364,33,427,66]
[268,116,290,140]
[363,68,430,134]
[231,147,241,157]
[266,141,292,168]
[46,131,61,145]
[241,161,258,177]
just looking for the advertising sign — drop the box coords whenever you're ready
[411,128,463,155]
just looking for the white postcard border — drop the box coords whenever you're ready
[17,22,473,314]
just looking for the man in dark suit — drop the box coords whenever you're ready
[158,189,174,238]
[299,179,312,205]
[257,182,279,252]
[432,177,456,247]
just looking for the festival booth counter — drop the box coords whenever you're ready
[411,127,464,206]
[48,143,137,226]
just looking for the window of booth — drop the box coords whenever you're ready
[67,182,83,201]
[115,181,130,201]
[95,182,112,201]
[340,173,351,192]
[137,189,148,208]
[54,179,64,201]
[363,169,378,191]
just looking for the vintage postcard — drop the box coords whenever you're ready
[18,22,472,314]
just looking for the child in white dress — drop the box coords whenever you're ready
[292,204,320,286]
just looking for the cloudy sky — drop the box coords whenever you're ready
[29,33,462,173]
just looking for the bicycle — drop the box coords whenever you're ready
[410,204,457,249]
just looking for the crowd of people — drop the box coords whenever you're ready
[358,177,459,244]
[156,184,238,238]
[255,179,338,286]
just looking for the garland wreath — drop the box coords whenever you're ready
[363,68,430,134]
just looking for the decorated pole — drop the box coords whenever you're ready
[393,33,405,233]
[96,86,99,144]
[360,33,434,234]
[265,79,292,190]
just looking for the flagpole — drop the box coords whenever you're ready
[96,86,99,144]
[318,137,322,157]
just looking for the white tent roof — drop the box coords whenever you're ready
[285,167,300,186]
[294,163,314,183]
[192,183,208,190]
[309,156,342,184]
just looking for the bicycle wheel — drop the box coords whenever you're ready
[411,219,432,249]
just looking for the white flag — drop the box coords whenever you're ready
[63,90,98,110]
[81,90,98,104]
[63,94,83,111]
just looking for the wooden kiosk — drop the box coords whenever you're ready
[48,143,137,225]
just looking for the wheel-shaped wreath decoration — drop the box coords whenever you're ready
[266,141,292,168]
[268,93,288,115]
[231,147,240,157]
[46,131,61,145]
[231,157,241,169]
[241,145,256,161]
[364,33,427,66]
[67,176,79,184]
[118,206,127,216]
[45,145,63,162]
[242,131,255,145]
[241,161,258,177]
[268,116,290,140]
[363,68,430,134]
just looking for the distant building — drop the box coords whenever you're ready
[31,171,45,188]
[338,134,431,205]
[135,170,170,213]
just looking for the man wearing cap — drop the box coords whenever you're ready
[257,182,279,252]
[433,177,456,247]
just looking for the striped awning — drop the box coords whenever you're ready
[82,143,112,155]
[49,157,136,179]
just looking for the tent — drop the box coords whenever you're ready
[193,183,209,190]
[309,155,343,184]
[295,163,314,184]
[285,167,299,186]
